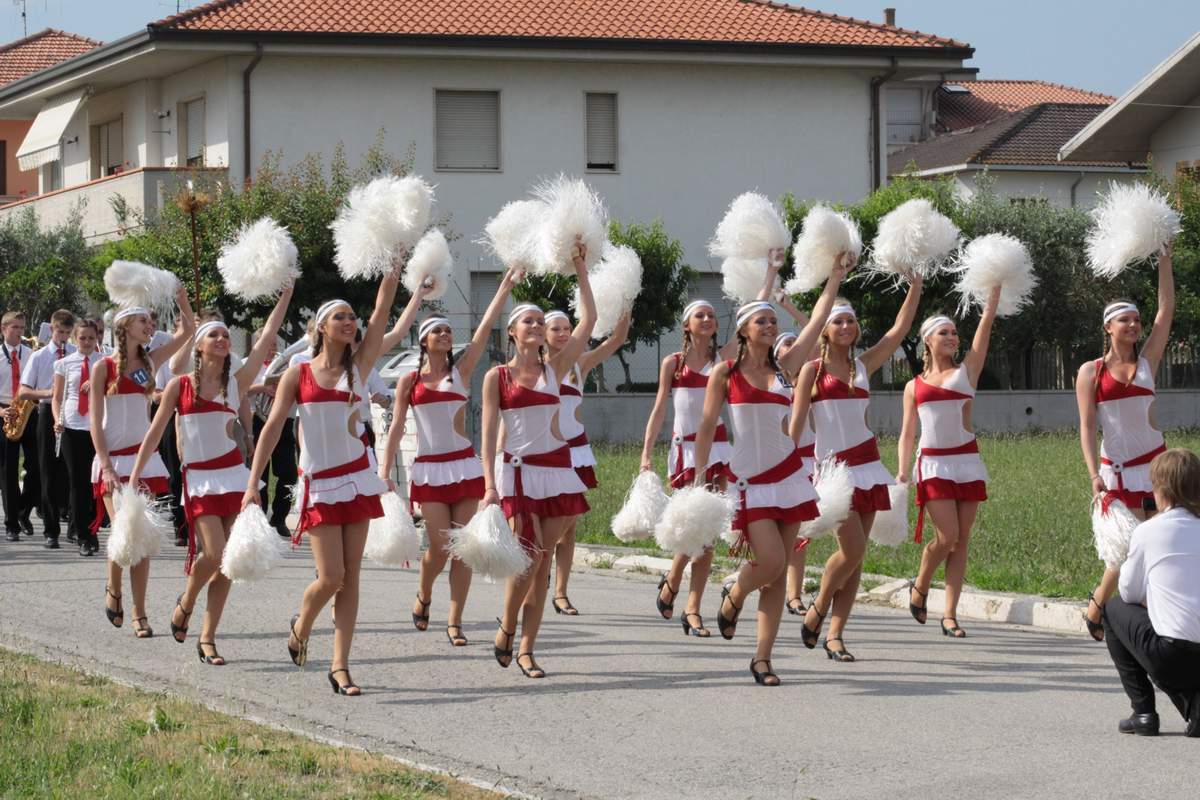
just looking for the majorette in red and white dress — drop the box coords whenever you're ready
[292,362,386,537]
[498,365,589,550]
[725,364,819,555]
[810,357,894,513]
[668,355,732,488]
[911,366,988,542]
[90,357,170,533]
[558,364,597,489]
[792,412,818,553]
[176,374,254,570]
[1094,357,1166,509]
[407,366,485,507]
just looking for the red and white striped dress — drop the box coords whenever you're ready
[90,357,170,533]
[668,355,732,488]
[407,367,485,507]
[559,364,597,489]
[726,364,819,553]
[911,366,988,541]
[1095,357,1166,508]
[810,357,894,513]
[292,362,386,536]
[498,365,588,549]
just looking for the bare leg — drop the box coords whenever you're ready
[328,520,368,689]
[552,519,578,613]
[659,552,689,619]
[296,524,346,641]
[684,549,714,617]
[786,542,809,613]
[518,515,571,674]
[171,515,226,644]
[102,494,151,637]
[724,520,798,665]
[495,514,544,668]
[911,499,963,620]
[804,511,872,653]
[445,497,479,633]
[414,502,453,630]
[941,501,979,629]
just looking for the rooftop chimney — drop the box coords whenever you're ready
[884,8,896,26]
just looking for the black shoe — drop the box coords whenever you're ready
[655,574,679,619]
[327,668,361,696]
[412,593,431,631]
[66,531,77,544]
[445,625,468,647]
[908,580,928,625]
[19,517,34,537]
[823,636,856,662]
[717,585,742,640]
[170,594,193,643]
[105,585,123,628]
[1118,712,1159,736]
[750,658,780,686]
[941,618,967,638]
[493,618,514,668]
[1086,591,1105,642]
[552,596,579,616]
[681,612,711,637]
[273,521,291,539]
[801,603,827,649]
[79,540,91,557]
[43,537,60,550]
[516,652,546,679]
[197,641,226,665]
[287,615,308,667]
[786,596,807,616]
[5,530,18,542]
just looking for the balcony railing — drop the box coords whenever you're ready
[0,167,228,243]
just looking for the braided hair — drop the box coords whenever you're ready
[192,347,232,407]
[110,321,155,397]
[673,327,720,381]
[732,332,779,373]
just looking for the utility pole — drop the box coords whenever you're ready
[13,0,28,37]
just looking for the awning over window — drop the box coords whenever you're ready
[16,87,89,171]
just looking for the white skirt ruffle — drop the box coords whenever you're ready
[1100,463,1152,493]
[294,467,388,511]
[500,461,587,501]
[570,442,596,469]
[848,459,895,491]
[91,452,169,484]
[912,452,989,485]
[668,440,733,476]
[184,463,252,498]
[410,455,484,488]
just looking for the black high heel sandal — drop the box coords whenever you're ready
[132,617,153,639]
[786,596,807,616]
[941,618,967,638]
[823,637,855,662]
[287,614,308,667]
[908,581,928,625]
[493,618,514,668]
[445,625,468,647]
[197,641,226,665]
[681,612,711,637]
[750,658,780,686]
[717,585,742,640]
[412,593,431,631]
[327,668,361,696]
[105,586,123,628]
[801,603,827,649]
[170,594,193,643]
[516,653,545,679]
[655,574,679,619]
[1085,591,1105,642]
[552,596,579,616]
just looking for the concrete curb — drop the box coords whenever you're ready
[572,544,1090,636]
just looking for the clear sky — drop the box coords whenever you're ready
[2,0,1198,98]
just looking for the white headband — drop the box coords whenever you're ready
[681,299,714,324]
[1103,302,1139,325]
[544,310,570,325]
[773,331,797,357]
[418,316,451,341]
[315,299,352,326]
[507,303,543,328]
[736,301,774,329]
[193,320,229,347]
[829,303,856,321]
[113,307,150,324]
[919,315,955,341]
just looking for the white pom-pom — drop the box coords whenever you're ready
[654,486,734,558]
[870,483,910,546]
[104,260,180,311]
[1092,496,1139,571]
[216,217,300,301]
[574,243,643,338]
[708,192,791,261]
[786,205,862,295]
[364,491,423,566]
[720,256,770,305]
[868,198,959,284]
[447,504,532,581]
[220,504,285,582]
[331,175,434,280]
[611,471,668,543]
[530,175,608,275]
[481,200,544,269]
[949,232,1038,317]
[402,228,454,301]
[1086,182,1181,279]
[799,457,855,539]
[106,484,167,567]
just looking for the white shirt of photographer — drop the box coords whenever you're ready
[1119,507,1200,643]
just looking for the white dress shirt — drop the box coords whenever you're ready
[1119,506,1200,643]
[1,341,32,405]
[53,351,103,431]
[21,341,75,404]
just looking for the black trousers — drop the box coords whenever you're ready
[61,427,96,543]
[1,404,40,533]
[1104,597,1200,720]
[253,416,296,525]
[154,404,185,532]
[35,404,68,538]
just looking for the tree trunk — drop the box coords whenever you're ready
[616,350,633,391]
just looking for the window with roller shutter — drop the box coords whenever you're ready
[183,97,206,167]
[585,92,618,171]
[435,90,500,171]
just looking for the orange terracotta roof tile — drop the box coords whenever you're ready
[0,28,100,86]
[938,79,1114,131]
[152,0,969,51]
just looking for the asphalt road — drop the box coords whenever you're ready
[0,529,1193,799]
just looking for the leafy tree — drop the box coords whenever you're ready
[0,205,91,327]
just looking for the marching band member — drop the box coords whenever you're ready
[1077,246,1175,641]
[129,286,293,664]
[898,287,1000,638]
[1,311,38,541]
[248,331,297,538]
[52,319,103,555]
[91,288,196,638]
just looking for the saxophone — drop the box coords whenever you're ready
[3,336,39,442]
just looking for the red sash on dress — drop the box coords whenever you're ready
[503,445,572,551]
[181,447,244,573]
[914,439,980,543]
[1100,444,1167,494]
[294,451,371,545]
[89,443,140,534]
[727,448,804,559]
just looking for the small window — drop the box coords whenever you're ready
[887,87,924,145]
[585,92,618,171]
[94,118,124,177]
[182,98,206,167]
[42,158,62,192]
[435,90,500,171]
